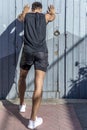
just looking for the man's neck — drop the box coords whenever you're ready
[32,9,42,13]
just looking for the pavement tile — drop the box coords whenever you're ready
[0,100,83,130]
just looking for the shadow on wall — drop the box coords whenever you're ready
[50,34,87,99]
[0,19,23,99]
[67,62,87,99]
[0,21,87,100]
[46,33,87,99]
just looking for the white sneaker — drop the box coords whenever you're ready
[28,117,43,129]
[19,104,26,113]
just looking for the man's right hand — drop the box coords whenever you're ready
[48,5,55,15]
[45,5,56,23]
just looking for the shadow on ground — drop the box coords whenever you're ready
[2,100,29,129]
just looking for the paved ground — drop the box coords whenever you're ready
[0,99,87,130]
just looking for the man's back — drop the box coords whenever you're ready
[24,13,47,53]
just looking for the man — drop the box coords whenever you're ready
[18,2,55,129]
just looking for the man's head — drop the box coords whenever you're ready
[32,2,42,13]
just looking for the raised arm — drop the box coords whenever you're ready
[45,5,56,23]
[18,4,30,21]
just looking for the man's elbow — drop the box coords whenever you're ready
[50,14,56,22]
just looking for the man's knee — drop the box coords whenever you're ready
[33,90,43,99]
[34,86,43,96]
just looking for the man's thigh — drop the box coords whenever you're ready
[34,52,49,72]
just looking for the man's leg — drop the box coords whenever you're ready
[18,68,29,105]
[30,70,45,120]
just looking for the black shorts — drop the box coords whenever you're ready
[20,51,49,72]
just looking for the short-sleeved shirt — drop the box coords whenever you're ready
[23,12,48,53]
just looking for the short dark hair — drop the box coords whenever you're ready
[32,2,42,11]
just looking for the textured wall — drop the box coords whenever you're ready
[0,0,87,99]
